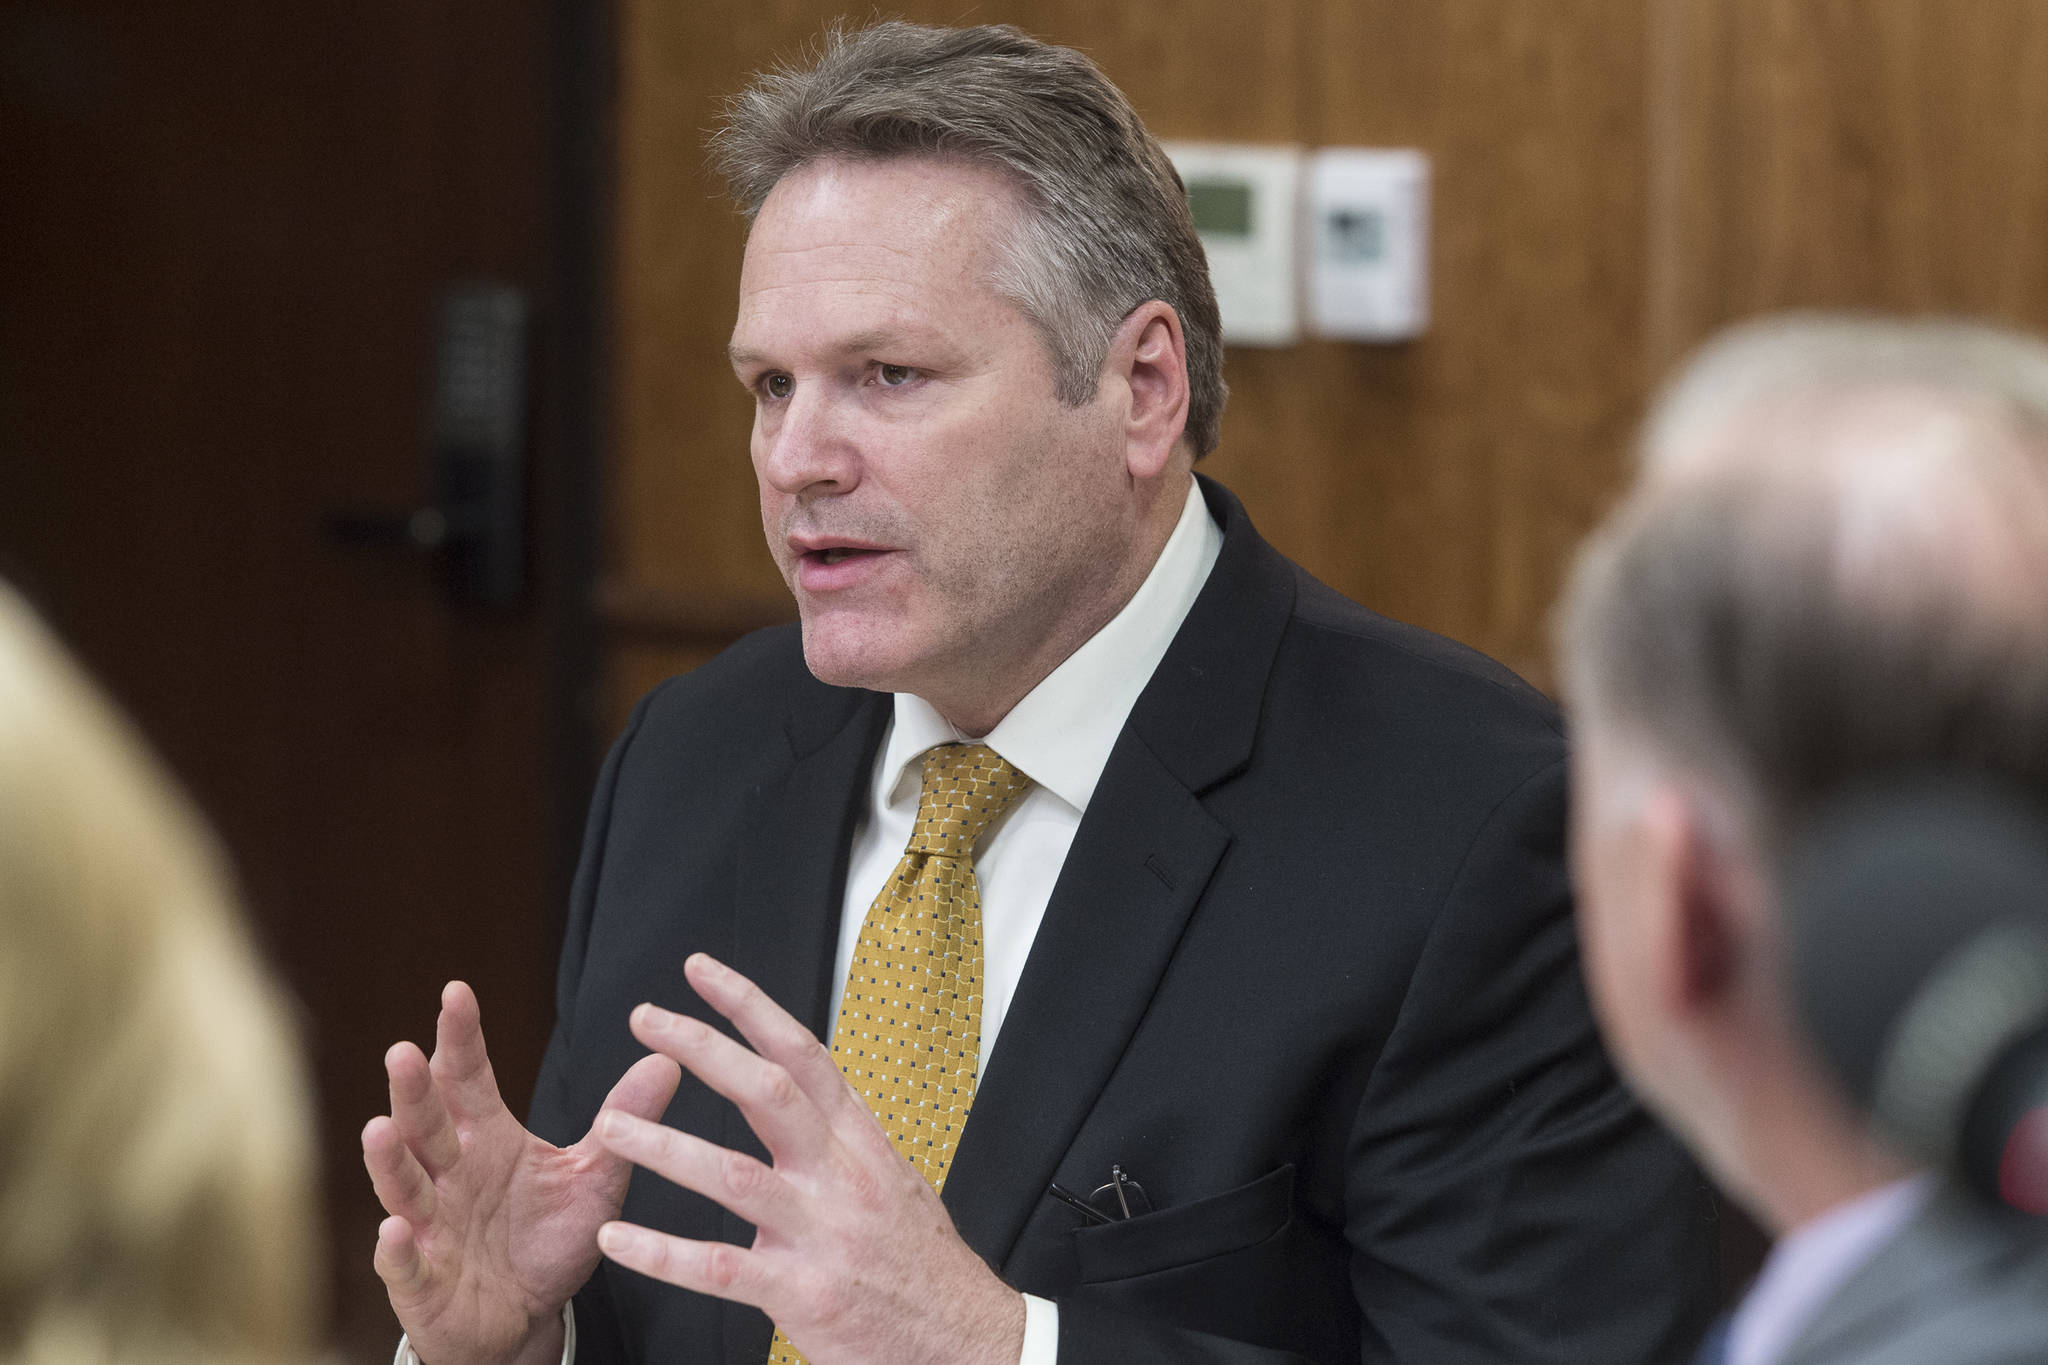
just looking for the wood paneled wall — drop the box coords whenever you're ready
[1646,1,2048,374]
[601,1,2048,729]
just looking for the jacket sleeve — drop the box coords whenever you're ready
[1341,756,1716,1362]
[1051,758,1717,1364]
[526,685,662,1365]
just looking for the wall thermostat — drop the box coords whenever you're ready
[1306,148,1430,341]
[1163,142,1304,347]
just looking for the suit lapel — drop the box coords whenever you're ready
[729,685,889,1036]
[720,681,888,1365]
[941,736,1230,1265]
[942,477,1298,1266]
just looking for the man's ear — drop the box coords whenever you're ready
[1641,784,1743,1013]
[1103,300,1190,480]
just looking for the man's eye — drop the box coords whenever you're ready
[763,374,793,399]
[877,364,914,387]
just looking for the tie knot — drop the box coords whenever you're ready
[908,744,1032,859]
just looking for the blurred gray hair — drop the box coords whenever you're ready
[1557,313,2048,843]
[1641,313,2048,477]
[712,20,1226,457]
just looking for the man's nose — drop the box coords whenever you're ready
[757,387,860,497]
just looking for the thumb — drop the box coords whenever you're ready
[578,1054,683,1205]
[586,1051,682,1143]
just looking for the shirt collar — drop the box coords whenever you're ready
[1727,1171,1936,1365]
[878,477,1223,814]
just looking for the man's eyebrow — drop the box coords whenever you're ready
[727,328,913,371]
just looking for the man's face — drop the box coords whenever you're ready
[730,156,1138,722]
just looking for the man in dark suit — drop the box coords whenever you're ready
[1555,313,2048,1365]
[363,22,1711,1365]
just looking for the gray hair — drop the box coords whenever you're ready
[711,20,1226,457]
[1557,313,2048,844]
[1642,313,2048,478]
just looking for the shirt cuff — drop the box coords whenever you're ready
[394,1300,577,1365]
[1018,1292,1058,1365]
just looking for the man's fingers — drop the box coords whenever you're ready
[595,1110,796,1232]
[628,1002,833,1167]
[430,980,506,1121]
[386,1039,463,1175]
[600,1050,684,1125]
[362,1114,437,1223]
[597,1220,773,1311]
[576,1052,684,1174]
[373,1214,430,1296]
[682,953,870,1125]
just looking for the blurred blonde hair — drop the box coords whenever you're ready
[0,584,320,1363]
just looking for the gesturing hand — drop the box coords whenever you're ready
[591,953,1026,1365]
[362,982,682,1365]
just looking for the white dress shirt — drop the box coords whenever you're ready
[831,477,1221,1365]
[398,478,1221,1365]
[1725,1172,1936,1365]
[829,476,1223,1059]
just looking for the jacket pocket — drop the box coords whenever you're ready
[1071,1163,1295,1284]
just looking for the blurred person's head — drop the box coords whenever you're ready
[712,22,1221,731]
[1555,314,2048,1231]
[0,584,320,1362]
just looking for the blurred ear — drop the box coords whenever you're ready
[1103,300,1190,480]
[1641,784,1743,1014]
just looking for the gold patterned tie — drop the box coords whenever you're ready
[763,743,1031,1365]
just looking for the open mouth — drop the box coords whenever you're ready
[811,547,882,565]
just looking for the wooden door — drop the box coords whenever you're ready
[0,3,593,1355]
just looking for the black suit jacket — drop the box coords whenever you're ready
[528,479,1716,1363]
